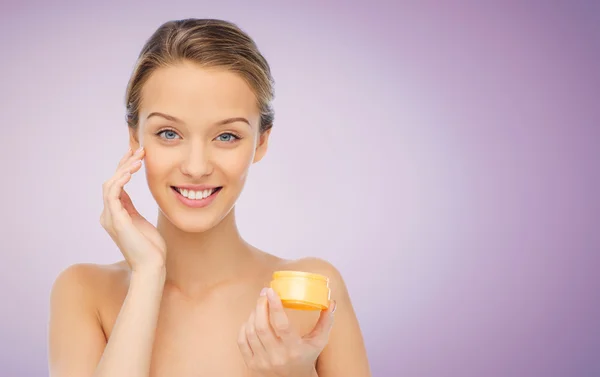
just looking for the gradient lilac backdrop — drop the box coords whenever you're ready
[1,1,599,376]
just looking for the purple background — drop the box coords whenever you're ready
[1,1,599,376]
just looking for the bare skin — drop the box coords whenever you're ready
[48,61,371,377]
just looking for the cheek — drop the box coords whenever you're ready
[143,149,175,182]
[215,146,255,182]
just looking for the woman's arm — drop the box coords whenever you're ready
[48,264,166,377]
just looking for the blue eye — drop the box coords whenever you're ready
[157,129,180,140]
[216,133,240,142]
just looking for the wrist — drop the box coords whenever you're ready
[131,265,167,283]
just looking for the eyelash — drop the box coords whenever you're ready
[155,128,242,143]
[156,128,180,140]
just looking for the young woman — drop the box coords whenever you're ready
[48,18,371,377]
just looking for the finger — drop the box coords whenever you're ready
[121,147,145,166]
[245,310,267,360]
[107,170,134,228]
[127,156,144,174]
[114,148,145,177]
[101,172,123,228]
[304,300,336,343]
[237,323,253,362]
[266,288,297,344]
[101,148,143,229]
[111,158,142,197]
[116,148,134,168]
[120,190,140,217]
[119,156,142,216]
[116,151,144,177]
[254,292,282,353]
[101,171,126,225]
[103,150,143,201]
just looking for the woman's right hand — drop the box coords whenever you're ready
[100,147,167,272]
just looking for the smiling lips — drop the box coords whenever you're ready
[171,185,222,208]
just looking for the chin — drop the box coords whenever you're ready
[171,214,224,233]
[157,206,232,233]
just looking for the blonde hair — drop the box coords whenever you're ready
[125,18,275,134]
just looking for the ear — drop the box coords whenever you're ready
[128,126,140,151]
[253,128,272,163]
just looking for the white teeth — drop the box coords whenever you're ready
[178,188,216,200]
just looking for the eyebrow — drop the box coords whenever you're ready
[146,112,251,127]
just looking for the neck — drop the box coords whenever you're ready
[156,207,255,295]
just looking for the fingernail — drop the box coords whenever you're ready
[331,300,337,314]
[136,146,144,153]
[260,287,268,296]
[267,287,278,298]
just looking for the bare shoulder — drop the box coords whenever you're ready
[53,261,129,283]
[50,261,130,309]
[277,256,340,274]
[52,260,130,288]
[48,261,130,377]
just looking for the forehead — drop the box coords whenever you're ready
[139,61,260,124]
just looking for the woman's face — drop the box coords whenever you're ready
[131,61,270,233]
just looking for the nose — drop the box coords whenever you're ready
[179,143,213,178]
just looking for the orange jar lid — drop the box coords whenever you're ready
[270,270,330,311]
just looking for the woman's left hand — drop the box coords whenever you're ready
[237,287,336,377]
